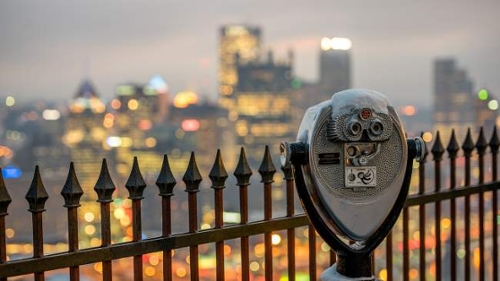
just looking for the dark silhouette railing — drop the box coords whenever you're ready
[0,127,499,281]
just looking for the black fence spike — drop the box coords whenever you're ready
[234,147,252,186]
[446,129,460,159]
[61,162,83,208]
[183,152,202,193]
[25,166,49,213]
[476,127,488,155]
[431,131,445,162]
[489,126,500,154]
[462,128,475,157]
[125,156,147,200]
[281,160,294,181]
[0,168,12,216]
[156,154,177,197]
[94,158,116,203]
[280,142,294,180]
[209,149,228,189]
[258,145,276,183]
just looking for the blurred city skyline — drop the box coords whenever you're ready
[1,0,499,107]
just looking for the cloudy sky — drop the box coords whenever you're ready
[0,0,499,108]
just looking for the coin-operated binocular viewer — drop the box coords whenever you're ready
[281,89,425,280]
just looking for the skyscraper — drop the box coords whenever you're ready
[218,24,261,109]
[110,83,163,177]
[233,51,296,164]
[319,37,352,98]
[433,58,475,141]
[63,78,108,199]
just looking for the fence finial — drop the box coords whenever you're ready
[489,126,500,154]
[446,129,460,159]
[280,143,294,180]
[431,131,445,161]
[476,127,488,155]
[125,157,147,200]
[156,154,177,197]
[258,145,276,183]
[210,149,228,189]
[0,168,12,216]
[61,162,83,208]
[462,128,475,157]
[25,166,49,213]
[183,152,202,193]
[234,147,252,186]
[94,159,116,203]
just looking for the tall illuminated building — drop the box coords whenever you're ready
[319,37,352,98]
[433,58,475,141]
[218,24,262,109]
[63,78,108,199]
[109,83,164,178]
[233,51,296,164]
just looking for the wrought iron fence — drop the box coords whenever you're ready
[0,127,499,281]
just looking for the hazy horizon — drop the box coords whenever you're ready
[1,0,499,108]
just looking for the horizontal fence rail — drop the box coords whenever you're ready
[0,127,499,280]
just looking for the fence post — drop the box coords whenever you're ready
[125,157,147,281]
[25,166,49,281]
[0,168,11,281]
[418,132,428,281]
[259,145,276,281]
[462,128,475,281]
[156,155,176,281]
[281,152,296,281]
[183,152,202,281]
[234,147,252,281]
[475,127,488,281]
[209,149,228,281]
[446,130,459,281]
[94,159,116,281]
[489,126,499,281]
[61,162,83,281]
[431,131,445,281]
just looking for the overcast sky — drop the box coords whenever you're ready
[1,0,499,108]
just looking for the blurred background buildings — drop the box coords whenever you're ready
[0,21,498,280]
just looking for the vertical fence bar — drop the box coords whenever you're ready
[94,159,116,281]
[281,156,296,281]
[183,152,202,281]
[418,133,428,281]
[431,132,445,281]
[259,145,277,281]
[155,155,177,281]
[308,226,317,280]
[446,130,459,281]
[462,128,475,281]
[25,166,48,281]
[125,157,147,281]
[209,150,228,281]
[489,127,499,281]
[234,148,252,281]
[61,163,83,281]
[475,128,487,281]
[0,168,12,281]
[386,231,393,281]
[403,207,409,281]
